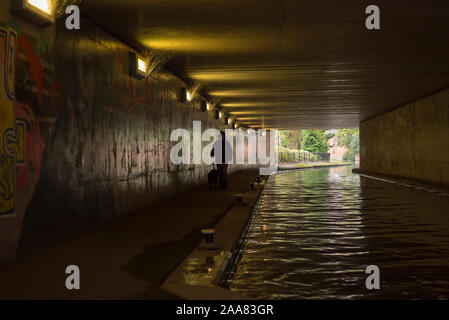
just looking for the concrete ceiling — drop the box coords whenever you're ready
[82,0,449,129]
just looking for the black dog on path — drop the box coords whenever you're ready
[208,166,219,190]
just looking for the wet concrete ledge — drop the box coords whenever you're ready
[353,168,449,195]
[161,176,270,300]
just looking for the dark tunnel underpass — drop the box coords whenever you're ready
[1,0,449,306]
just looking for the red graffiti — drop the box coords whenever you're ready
[121,76,148,112]
[110,52,148,112]
[48,77,63,111]
[15,101,44,188]
[17,35,44,106]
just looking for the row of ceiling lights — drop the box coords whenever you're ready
[13,0,259,131]
[181,87,245,131]
[132,52,251,131]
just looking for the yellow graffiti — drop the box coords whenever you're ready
[0,28,24,215]
[6,120,26,165]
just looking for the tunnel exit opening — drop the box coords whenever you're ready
[278,128,359,170]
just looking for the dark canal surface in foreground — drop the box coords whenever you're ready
[229,166,449,299]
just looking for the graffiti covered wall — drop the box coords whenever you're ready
[0,27,22,217]
[0,9,244,263]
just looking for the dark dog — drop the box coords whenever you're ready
[208,168,219,190]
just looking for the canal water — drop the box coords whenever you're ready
[229,166,449,299]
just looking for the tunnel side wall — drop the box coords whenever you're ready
[360,87,449,187]
[0,6,258,263]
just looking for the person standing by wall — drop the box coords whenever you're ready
[211,131,232,189]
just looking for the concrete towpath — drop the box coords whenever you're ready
[0,169,260,299]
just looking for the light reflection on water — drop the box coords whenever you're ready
[229,166,449,299]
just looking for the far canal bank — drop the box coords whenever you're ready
[278,161,352,171]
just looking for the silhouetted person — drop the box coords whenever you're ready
[211,131,232,189]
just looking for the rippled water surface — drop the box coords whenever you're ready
[229,166,449,299]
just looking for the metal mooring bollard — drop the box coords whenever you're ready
[236,193,244,205]
[199,229,222,250]
[201,229,215,244]
[205,256,214,266]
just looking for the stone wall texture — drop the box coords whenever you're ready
[360,87,449,187]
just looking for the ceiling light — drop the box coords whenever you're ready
[137,58,146,73]
[129,52,147,79]
[180,88,192,103]
[29,0,50,13]
[13,0,55,27]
